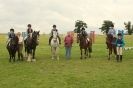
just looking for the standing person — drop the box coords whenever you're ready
[116,33,125,62]
[64,32,73,59]
[17,32,24,61]
[49,25,61,45]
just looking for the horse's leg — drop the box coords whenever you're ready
[80,48,83,59]
[27,48,32,62]
[24,47,27,58]
[32,47,36,62]
[84,48,87,59]
[9,54,11,62]
[108,47,111,60]
[88,47,91,58]
[86,48,88,57]
[51,47,54,59]
[8,50,11,62]
[56,47,59,60]
[13,52,15,62]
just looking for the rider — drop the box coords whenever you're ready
[108,24,116,38]
[7,28,15,44]
[27,24,33,39]
[80,27,89,43]
[49,25,61,45]
[106,24,116,48]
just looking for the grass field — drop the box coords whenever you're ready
[0,34,133,88]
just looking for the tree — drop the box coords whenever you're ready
[99,20,114,34]
[124,21,133,35]
[74,20,87,33]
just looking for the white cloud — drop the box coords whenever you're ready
[0,0,133,34]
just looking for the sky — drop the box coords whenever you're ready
[0,0,133,34]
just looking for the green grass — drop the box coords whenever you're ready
[0,34,133,88]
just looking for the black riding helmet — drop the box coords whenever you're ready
[27,24,32,27]
[117,33,122,36]
[81,27,85,30]
[111,24,114,27]
[10,28,14,32]
[53,25,56,28]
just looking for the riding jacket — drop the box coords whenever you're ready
[116,38,125,47]
[108,28,116,38]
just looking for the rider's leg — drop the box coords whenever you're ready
[57,36,61,44]
[49,36,53,45]
[120,47,123,62]
[116,47,120,62]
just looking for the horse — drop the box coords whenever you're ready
[6,36,19,62]
[77,33,92,59]
[24,31,40,62]
[106,34,117,60]
[50,31,60,60]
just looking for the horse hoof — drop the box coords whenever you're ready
[27,59,31,62]
[32,59,36,62]
[80,57,82,59]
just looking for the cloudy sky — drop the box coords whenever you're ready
[0,0,133,34]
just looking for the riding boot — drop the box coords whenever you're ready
[120,55,122,62]
[57,36,61,44]
[49,36,53,45]
[116,55,119,62]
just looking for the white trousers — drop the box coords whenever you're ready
[117,47,123,55]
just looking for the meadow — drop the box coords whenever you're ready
[0,34,133,88]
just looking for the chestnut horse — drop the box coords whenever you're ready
[77,33,92,59]
[106,34,117,60]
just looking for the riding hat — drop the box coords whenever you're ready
[53,25,56,28]
[117,33,122,36]
[27,24,32,27]
[10,28,14,32]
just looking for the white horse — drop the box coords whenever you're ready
[50,31,60,60]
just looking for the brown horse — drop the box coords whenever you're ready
[106,34,117,60]
[77,33,92,59]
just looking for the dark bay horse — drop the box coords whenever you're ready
[7,36,19,62]
[24,31,40,62]
[106,34,117,60]
[77,33,92,59]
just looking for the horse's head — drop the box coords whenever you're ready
[32,31,40,45]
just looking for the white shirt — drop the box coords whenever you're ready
[18,36,23,44]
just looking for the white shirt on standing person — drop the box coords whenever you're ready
[17,32,24,45]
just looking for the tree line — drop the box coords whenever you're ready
[74,20,133,35]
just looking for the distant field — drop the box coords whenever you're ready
[0,34,133,88]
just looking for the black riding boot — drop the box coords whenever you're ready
[57,36,61,44]
[120,55,122,62]
[116,55,119,62]
[49,36,53,45]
